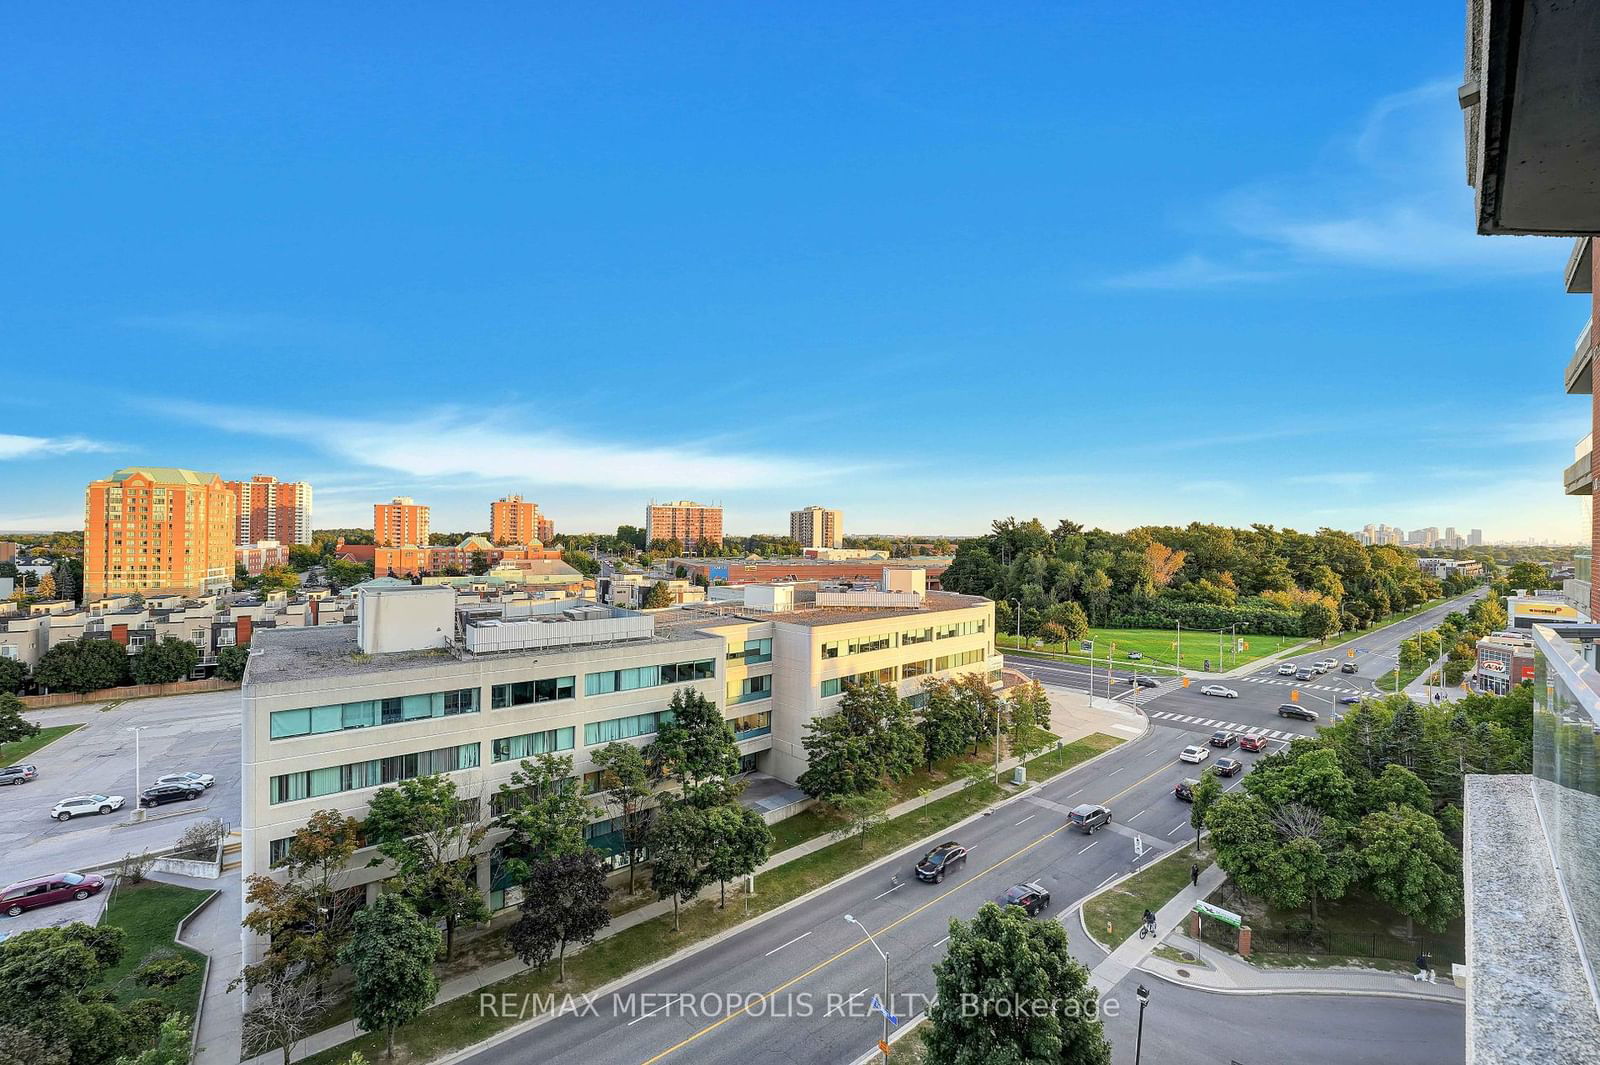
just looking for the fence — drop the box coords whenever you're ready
[21,676,238,708]
[1224,923,1463,966]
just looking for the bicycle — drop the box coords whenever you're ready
[1138,918,1157,940]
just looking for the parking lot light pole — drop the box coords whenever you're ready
[128,725,149,822]
[1134,984,1150,1065]
[844,914,890,1064]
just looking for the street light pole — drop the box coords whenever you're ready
[128,725,148,822]
[1134,984,1150,1065]
[844,915,891,1065]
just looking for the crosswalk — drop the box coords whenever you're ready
[1147,709,1300,740]
[1241,674,1364,695]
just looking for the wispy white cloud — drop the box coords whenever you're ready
[0,433,113,460]
[1101,254,1285,290]
[1287,472,1375,490]
[159,401,858,491]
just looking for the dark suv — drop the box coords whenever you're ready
[915,841,969,883]
[1208,730,1236,748]
[1174,778,1200,802]
[139,783,203,808]
[1277,703,1318,722]
[1340,662,1358,674]
[1068,803,1112,833]
[999,882,1051,917]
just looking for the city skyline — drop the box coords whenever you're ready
[0,6,1583,541]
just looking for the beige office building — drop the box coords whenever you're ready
[790,506,843,550]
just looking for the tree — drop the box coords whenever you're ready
[797,679,920,799]
[1039,621,1066,649]
[1005,680,1053,762]
[0,693,41,758]
[52,560,80,604]
[590,742,657,894]
[0,921,131,1065]
[0,656,26,694]
[216,643,250,682]
[1505,561,1551,591]
[507,850,612,982]
[238,809,365,992]
[1052,601,1090,643]
[951,672,1002,757]
[494,753,594,890]
[33,573,56,601]
[643,580,673,609]
[129,637,199,685]
[469,551,491,576]
[648,687,739,795]
[1190,767,1222,854]
[924,902,1110,1065]
[287,544,325,572]
[563,549,598,577]
[363,775,489,959]
[324,557,373,590]
[341,894,441,1060]
[1299,601,1338,642]
[828,789,891,849]
[647,801,709,932]
[241,969,329,1065]
[34,637,131,693]
[702,801,771,907]
[915,679,967,772]
[1355,804,1463,934]
[114,1010,190,1065]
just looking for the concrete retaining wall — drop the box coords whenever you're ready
[152,855,223,880]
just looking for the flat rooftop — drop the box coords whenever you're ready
[671,590,991,630]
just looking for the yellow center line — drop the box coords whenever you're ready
[640,748,1181,1065]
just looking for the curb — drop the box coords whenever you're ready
[1075,826,1201,956]
[1132,960,1466,1004]
[330,727,1152,1065]
[172,886,224,1065]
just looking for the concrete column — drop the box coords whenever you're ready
[1189,911,1201,939]
[1238,925,1252,958]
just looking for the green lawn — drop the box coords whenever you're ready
[1209,886,1465,969]
[1082,847,1213,949]
[1000,627,1302,672]
[0,722,84,763]
[97,879,212,1019]
[300,732,1125,1065]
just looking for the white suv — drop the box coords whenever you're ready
[50,794,125,821]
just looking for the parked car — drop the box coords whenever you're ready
[1127,651,1143,660]
[50,794,124,821]
[1238,734,1269,752]
[1340,662,1359,674]
[915,841,969,883]
[0,764,38,786]
[999,882,1051,917]
[139,783,203,809]
[1,872,106,917]
[1133,675,1160,689]
[1277,704,1318,722]
[1209,730,1236,748]
[1276,663,1297,676]
[1214,757,1243,777]
[1068,803,1112,833]
[1179,745,1210,763]
[154,771,215,790]
[1174,778,1200,802]
[1200,685,1238,699]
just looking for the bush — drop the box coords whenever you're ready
[120,851,154,884]
[216,643,250,682]
[174,818,227,860]
[134,950,199,989]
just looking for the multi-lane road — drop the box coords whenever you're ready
[454,595,1480,1065]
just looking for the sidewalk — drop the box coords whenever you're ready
[1404,653,1469,705]
[1088,861,1226,995]
[156,867,243,1065]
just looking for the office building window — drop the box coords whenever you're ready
[583,710,673,746]
[583,659,714,696]
[492,676,576,709]
[902,627,934,645]
[268,742,480,805]
[820,641,841,660]
[269,688,480,739]
[727,674,772,705]
[728,638,772,665]
[491,727,576,763]
[902,659,933,678]
[731,710,771,741]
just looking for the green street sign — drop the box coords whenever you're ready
[1193,901,1242,928]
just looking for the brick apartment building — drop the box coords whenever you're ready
[790,506,843,549]
[226,475,313,546]
[490,494,546,545]
[645,500,723,550]
[84,467,236,601]
[375,497,430,547]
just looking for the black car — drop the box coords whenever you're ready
[1214,757,1243,777]
[1277,703,1318,722]
[915,841,969,883]
[138,783,203,808]
[1340,662,1358,674]
[1174,778,1200,802]
[1208,730,1236,748]
[1133,676,1160,689]
[999,882,1051,917]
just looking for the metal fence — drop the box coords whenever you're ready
[1209,921,1461,966]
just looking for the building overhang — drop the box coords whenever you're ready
[1565,451,1593,495]
[1463,0,1600,234]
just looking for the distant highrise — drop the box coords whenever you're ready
[85,467,235,601]
[226,475,313,546]
[791,506,843,549]
[375,497,430,547]
[490,494,543,545]
[1469,529,1484,547]
[645,500,723,550]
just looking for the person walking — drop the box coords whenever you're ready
[1190,863,1200,887]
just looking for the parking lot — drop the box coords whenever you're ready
[0,688,242,887]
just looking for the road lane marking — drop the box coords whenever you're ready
[763,931,812,957]
[872,883,904,901]
[1168,824,1186,835]
[934,935,950,947]
[1014,814,1035,826]
[1127,810,1144,821]
[1078,840,1098,854]
[1106,767,1123,776]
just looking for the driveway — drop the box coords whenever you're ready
[1,689,242,885]
[0,880,112,939]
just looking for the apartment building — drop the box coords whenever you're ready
[489,495,545,546]
[83,467,236,601]
[239,573,996,968]
[236,540,290,576]
[0,542,17,563]
[536,514,555,544]
[374,536,565,578]
[790,506,843,550]
[374,497,430,548]
[644,500,723,550]
[226,476,313,547]
[1417,557,1485,580]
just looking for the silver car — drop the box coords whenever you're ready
[154,771,215,790]
[1200,684,1239,698]
[50,794,125,821]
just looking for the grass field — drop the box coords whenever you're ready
[1082,847,1214,949]
[1000,627,1303,672]
[97,879,211,1019]
[1209,885,1465,969]
[0,722,83,764]
[300,731,1125,1065]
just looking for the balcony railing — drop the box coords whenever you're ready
[1564,317,1594,395]
[1565,453,1593,495]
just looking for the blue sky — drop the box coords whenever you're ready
[0,4,1584,541]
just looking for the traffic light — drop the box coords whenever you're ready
[1290,689,1300,702]
[1181,676,1190,688]
[1347,649,1356,657]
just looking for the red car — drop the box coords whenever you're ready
[1,872,106,917]
[1238,734,1268,752]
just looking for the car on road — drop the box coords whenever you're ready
[999,882,1051,916]
[138,783,203,809]
[1179,745,1210,763]
[1127,651,1143,660]
[1068,803,1112,833]
[1294,667,1315,681]
[1276,663,1297,676]
[1214,757,1243,777]
[1133,675,1159,688]
[154,771,215,790]
[915,841,969,883]
[1317,659,1338,671]
[1238,734,1269,752]
[1174,777,1200,801]
[1340,662,1359,674]
[1200,684,1238,699]
[50,794,124,821]
[1338,694,1362,704]
[1311,662,1330,675]
[0,764,38,786]
[1277,703,1318,722]
[1,872,106,917]
[1209,730,1236,748]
